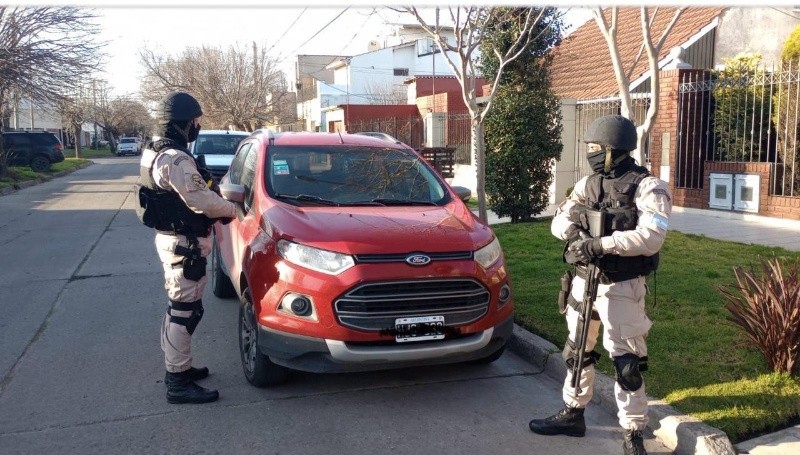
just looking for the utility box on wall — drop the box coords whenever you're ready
[708,172,760,213]
[424,112,445,148]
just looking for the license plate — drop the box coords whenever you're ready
[395,315,445,343]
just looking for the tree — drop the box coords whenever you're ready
[482,7,563,223]
[592,6,684,165]
[403,6,554,223]
[0,7,103,174]
[58,90,91,158]
[139,42,292,131]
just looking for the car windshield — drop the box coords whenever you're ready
[120,138,136,143]
[266,146,450,207]
[193,134,247,155]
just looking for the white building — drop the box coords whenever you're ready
[294,24,461,132]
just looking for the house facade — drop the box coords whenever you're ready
[548,7,800,220]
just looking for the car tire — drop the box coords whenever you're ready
[211,235,236,298]
[239,289,290,387]
[30,155,51,172]
[470,343,506,364]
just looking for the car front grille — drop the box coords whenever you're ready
[334,279,490,332]
[353,251,472,263]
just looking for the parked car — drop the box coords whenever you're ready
[116,137,140,156]
[212,131,513,387]
[189,129,250,182]
[1,131,65,172]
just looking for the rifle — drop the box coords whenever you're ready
[570,209,605,396]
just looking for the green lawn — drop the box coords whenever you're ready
[0,146,113,191]
[495,219,800,443]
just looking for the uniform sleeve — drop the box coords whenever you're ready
[599,176,672,257]
[551,177,588,240]
[154,151,236,219]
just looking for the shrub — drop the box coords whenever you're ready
[718,256,800,376]
[712,53,772,162]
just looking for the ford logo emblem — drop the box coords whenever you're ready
[405,254,431,266]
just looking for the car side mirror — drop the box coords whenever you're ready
[219,183,245,203]
[452,186,471,203]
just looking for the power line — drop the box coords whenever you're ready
[308,7,379,78]
[278,7,351,65]
[264,7,308,55]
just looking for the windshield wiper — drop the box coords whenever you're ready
[367,198,437,206]
[274,193,339,206]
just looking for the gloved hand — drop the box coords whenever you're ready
[564,223,590,244]
[569,237,603,264]
[568,204,590,231]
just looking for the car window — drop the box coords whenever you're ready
[240,146,259,211]
[33,134,59,145]
[194,134,248,156]
[266,146,449,206]
[120,138,136,143]
[5,135,30,147]
[228,142,252,185]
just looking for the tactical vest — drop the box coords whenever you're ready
[584,164,659,282]
[134,139,214,237]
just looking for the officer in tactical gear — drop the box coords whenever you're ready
[528,115,672,455]
[137,91,236,404]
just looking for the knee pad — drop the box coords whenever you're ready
[562,339,601,369]
[613,353,648,391]
[168,299,204,335]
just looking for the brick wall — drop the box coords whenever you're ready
[650,68,800,220]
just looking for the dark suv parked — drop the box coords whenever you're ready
[1,131,65,172]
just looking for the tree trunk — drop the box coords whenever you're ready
[73,126,81,158]
[472,117,488,223]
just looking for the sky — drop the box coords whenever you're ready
[89,5,594,99]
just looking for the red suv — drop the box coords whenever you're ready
[213,131,513,387]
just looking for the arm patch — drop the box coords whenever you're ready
[651,187,671,202]
[190,174,208,191]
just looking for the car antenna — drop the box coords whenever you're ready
[337,130,344,144]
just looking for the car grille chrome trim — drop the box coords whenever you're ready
[334,279,490,331]
[353,251,472,263]
[325,328,494,362]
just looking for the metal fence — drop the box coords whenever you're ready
[573,97,651,179]
[676,62,800,196]
[347,116,425,150]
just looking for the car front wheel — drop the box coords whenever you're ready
[211,234,236,298]
[239,290,290,387]
[30,155,51,172]
[470,343,506,364]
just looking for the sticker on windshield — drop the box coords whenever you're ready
[273,160,289,175]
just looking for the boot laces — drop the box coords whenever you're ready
[547,406,579,422]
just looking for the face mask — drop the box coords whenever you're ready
[587,150,607,173]
[187,122,201,143]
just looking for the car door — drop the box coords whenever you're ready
[4,135,30,165]
[222,140,260,291]
[233,141,263,289]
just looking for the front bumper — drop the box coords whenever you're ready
[257,313,514,373]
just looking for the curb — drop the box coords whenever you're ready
[508,324,737,455]
[0,161,93,197]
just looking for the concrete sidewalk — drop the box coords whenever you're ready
[481,205,800,455]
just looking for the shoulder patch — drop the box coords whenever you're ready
[191,173,207,191]
[651,188,671,201]
[174,156,188,166]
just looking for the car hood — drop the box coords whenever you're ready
[202,154,235,168]
[263,202,493,254]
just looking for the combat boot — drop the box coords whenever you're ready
[165,370,219,404]
[528,405,586,437]
[164,366,209,384]
[623,429,647,455]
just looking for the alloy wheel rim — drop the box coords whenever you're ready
[240,302,256,374]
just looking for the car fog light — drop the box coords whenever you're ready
[498,285,511,305]
[289,296,312,316]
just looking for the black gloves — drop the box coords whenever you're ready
[568,204,590,231]
[570,237,603,264]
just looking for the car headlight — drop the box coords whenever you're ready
[474,237,502,269]
[277,239,355,275]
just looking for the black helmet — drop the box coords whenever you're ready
[583,115,637,151]
[157,91,203,124]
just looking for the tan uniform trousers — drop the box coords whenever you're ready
[155,232,212,373]
[562,274,651,431]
